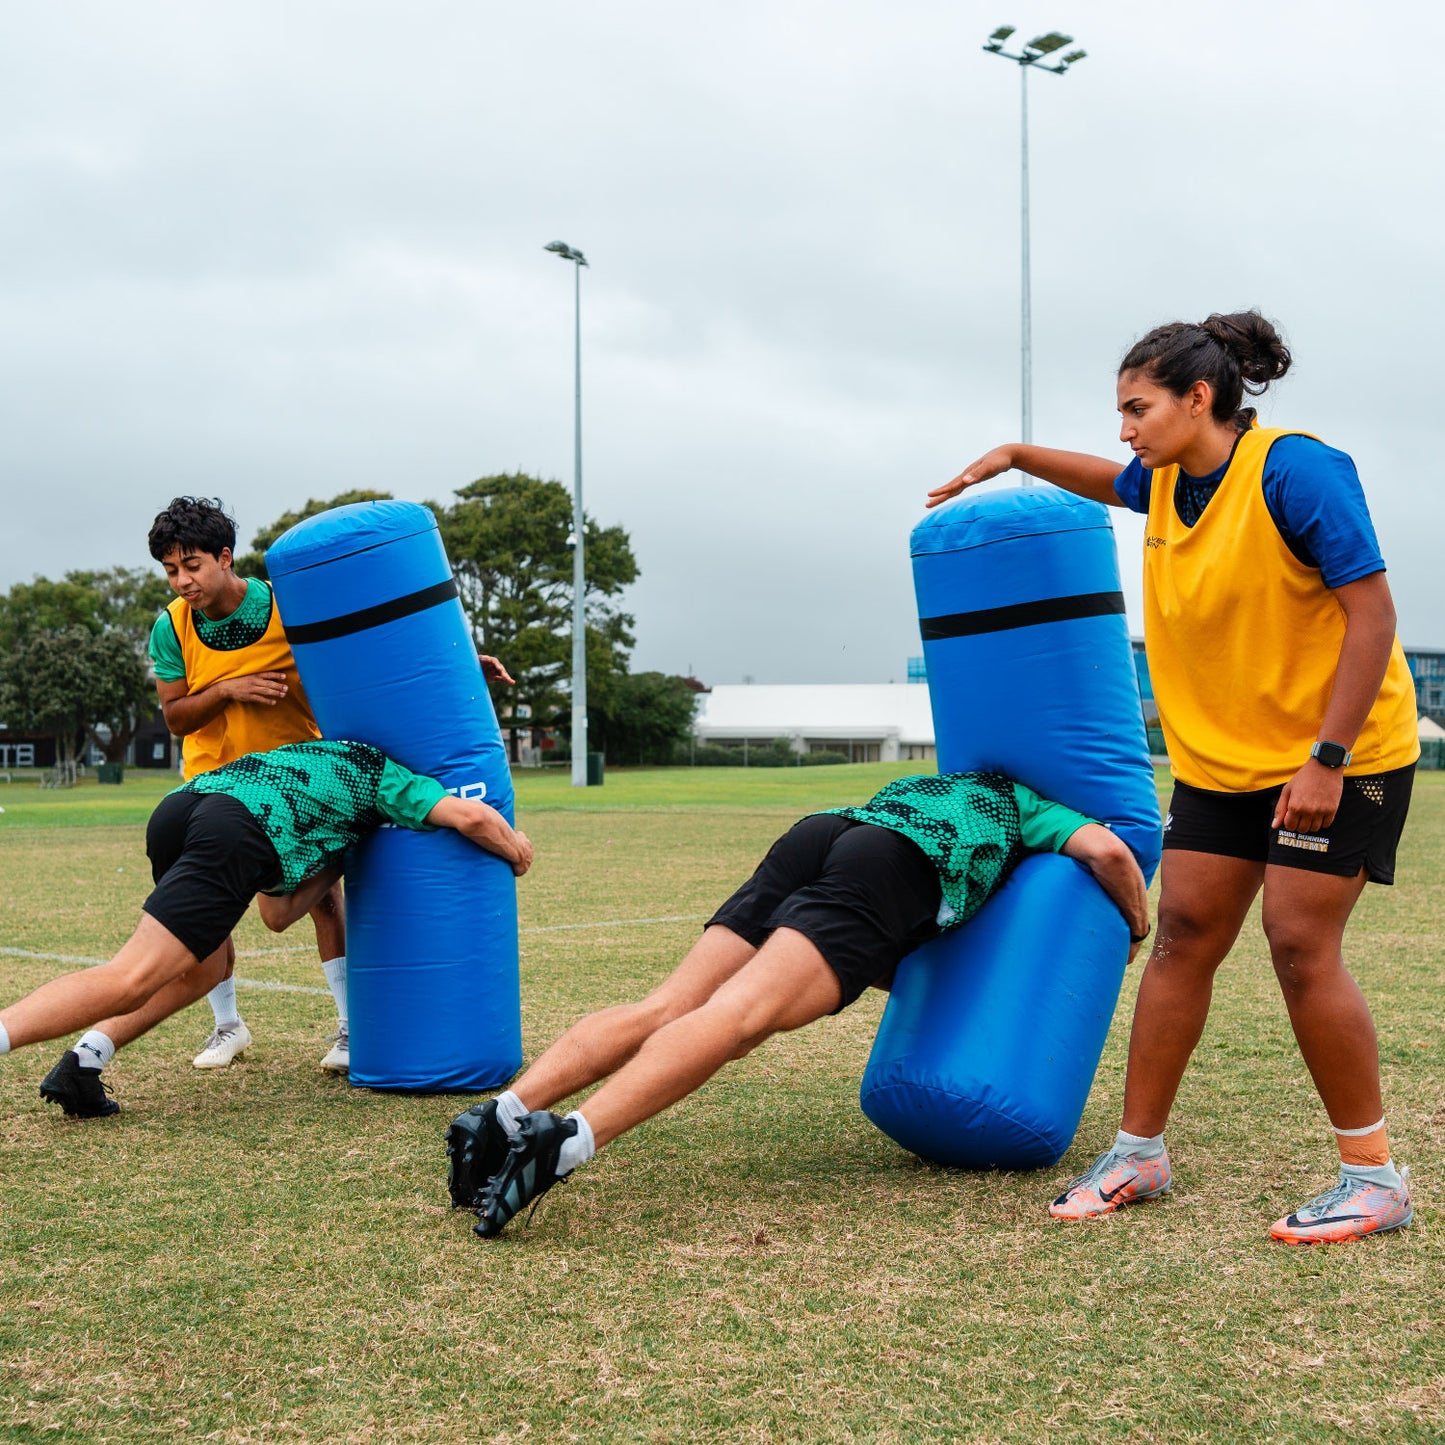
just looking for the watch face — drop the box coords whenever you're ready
[1313,742,1349,768]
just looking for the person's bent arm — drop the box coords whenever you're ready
[256,864,344,933]
[1272,571,1401,834]
[425,795,534,876]
[156,671,290,736]
[928,445,1125,509]
[1060,824,1151,961]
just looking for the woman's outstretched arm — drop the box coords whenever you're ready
[928,445,1125,508]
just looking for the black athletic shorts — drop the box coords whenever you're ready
[1162,764,1415,884]
[706,813,943,1011]
[143,791,283,961]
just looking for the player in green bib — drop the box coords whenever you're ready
[447,771,1149,1239]
[0,741,532,1118]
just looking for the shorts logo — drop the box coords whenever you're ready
[1163,811,1172,832]
[1276,828,1329,854]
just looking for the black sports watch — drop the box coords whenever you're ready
[1310,740,1352,769]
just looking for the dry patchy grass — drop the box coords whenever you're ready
[1,772,1443,1441]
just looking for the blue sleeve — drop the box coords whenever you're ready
[1262,435,1385,589]
[148,612,187,683]
[1114,457,1152,513]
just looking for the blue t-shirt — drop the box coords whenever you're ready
[1113,434,1385,589]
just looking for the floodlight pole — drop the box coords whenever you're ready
[983,28,1086,472]
[545,240,591,786]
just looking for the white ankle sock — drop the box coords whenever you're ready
[1342,1159,1402,1190]
[320,957,347,1030]
[556,1111,596,1176]
[206,977,240,1029]
[495,1090,528,1137]
[1116,1128,1165,1158]
[0,1019,10,1055]
[75,1031,116,1070]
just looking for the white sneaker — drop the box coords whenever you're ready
[319,1027,349,1074]
[192,1021,253,1069]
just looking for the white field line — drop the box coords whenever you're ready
[0,913,707,997]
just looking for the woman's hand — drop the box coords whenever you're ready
[1272,760,1345,835]
[479,655,515,685]
[927,447,1016,508]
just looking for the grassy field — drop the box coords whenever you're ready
[1,765,1443,1442]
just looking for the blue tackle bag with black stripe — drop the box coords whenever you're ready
[859,487,1161,1168]
[265,501,520,1091]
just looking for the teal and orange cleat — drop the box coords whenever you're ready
[1049,1145,1172,1220]
[1270,1169,1413,1245]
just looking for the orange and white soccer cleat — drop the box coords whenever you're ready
[1049,1145,1172,1220]
[1270,1169,1413,1245]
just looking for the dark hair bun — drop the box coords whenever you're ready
[1199,311,1291,392]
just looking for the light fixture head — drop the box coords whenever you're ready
[1025,31,1072,54]
[545,240,589,265]
[1061,48,1087,64]
[989,24,1016,40]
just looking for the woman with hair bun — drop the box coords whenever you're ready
[930,310,1419,1243]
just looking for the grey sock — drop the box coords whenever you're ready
[1341,1160,1402,1190]
[1115,1128,1166,1159]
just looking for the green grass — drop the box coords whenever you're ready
[2,768,1443,1442]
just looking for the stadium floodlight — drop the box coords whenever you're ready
[545,238,592,785]
[980,25,1088,468]
[1025,31,1072,55]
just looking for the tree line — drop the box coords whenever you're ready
[0,475,700,775]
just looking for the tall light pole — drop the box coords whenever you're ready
[545,239,590,787]
[982,27,1086,462]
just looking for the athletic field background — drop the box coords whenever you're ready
[2,766,1442,1442]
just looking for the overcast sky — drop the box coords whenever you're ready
[3,1,1442,684]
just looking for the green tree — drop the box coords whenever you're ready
[590,672,699,766]
[0,621,151,779]
[0,573,162,772]
[237,490,395,577]
[65,566,173,651]
[437,474,638,760]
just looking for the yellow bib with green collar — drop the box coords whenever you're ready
[168,584,320,780]
[1143,426,1418,792]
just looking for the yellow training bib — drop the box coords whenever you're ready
[1142,426,1417,792]
[167,584,320,780]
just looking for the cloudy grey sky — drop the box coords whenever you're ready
[4,1,1442,684]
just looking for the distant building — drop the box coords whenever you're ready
[694,684,936,763]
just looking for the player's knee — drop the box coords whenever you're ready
[1263,916,1338,993]
[256,896,291,933]
[1151,900,1230,967]
[99,958,163,1014]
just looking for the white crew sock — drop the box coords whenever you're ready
[75,1031,116,1070]
[556,1111,596,1176]
[495,1090,528,1137]
[206,977,241,1029]
[1342,1159,1402,1190]
[0,1019,10,1055]
[321,957,348,1029]
[1115,1128,1166,1159]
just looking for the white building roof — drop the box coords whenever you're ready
[695,684,935,743]
[1419,715,1445,739]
